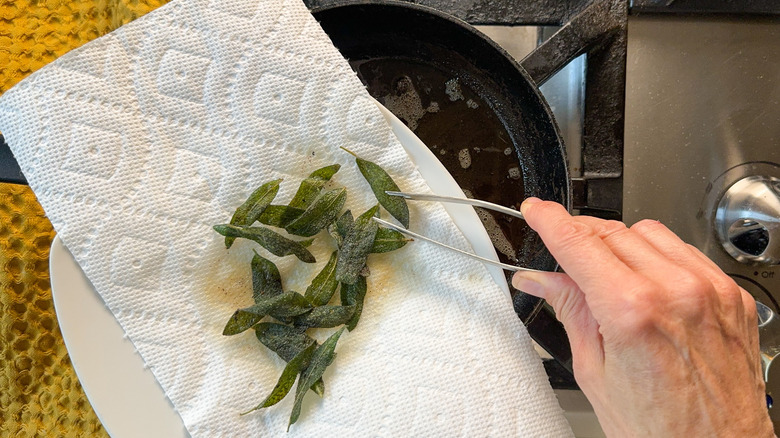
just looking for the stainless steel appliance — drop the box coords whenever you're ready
[623,13,780,428]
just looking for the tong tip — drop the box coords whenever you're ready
[384,190,411,199]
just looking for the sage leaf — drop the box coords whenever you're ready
[335,210,354,238]
[225,179,282,248]
[371,227,411,253]
[294,305,355,329]
[251,251,283,302]
[255,323,324,396]
[223,292,312,335]
[257,205,304,228]
[289,327,345,430]
[335,205,379,285]
[267,292,313,319]
[289,164,341,210]
[310,379,326,398]
[327,224,341,246]
[213,224,315,263]
[222,310,263,336]
[328,210,353,246]
[241,343,316,414]
[285,187,347,237]
[340,276,367,331]
[304,251,339,306]
[342,147,409,228]
[255,323,315,362]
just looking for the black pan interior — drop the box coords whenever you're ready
[313,2,569,303]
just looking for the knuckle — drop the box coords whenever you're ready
[629,219,666,235]
[717,281,744,305]
[593,220,629,240]
[669,272,725,321]
[709,272,739,294]
[742,290,758,321]
[675,272,714,303]
[550,219,595,250]
[609,283,662,334]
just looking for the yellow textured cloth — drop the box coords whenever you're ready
[0,0,168,435]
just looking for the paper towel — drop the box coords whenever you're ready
[0,0,574,435]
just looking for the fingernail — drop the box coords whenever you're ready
[520,197,541,217]
[511,272,545,297]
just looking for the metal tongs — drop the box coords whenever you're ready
[372,191,543,273]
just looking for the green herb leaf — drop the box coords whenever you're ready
[222,292,313,335]
[335,205,380,285]
[294,305,355,329]
[213,224,315,263]
[340,276,367,331]
[225,179,282,248]
[254,323,315,362]
[370,227,411,253]
[254,323,324,396]
[289,164,341,210]
[289,327,345,430]
[285,187,347,237]
[267,292,312,320]
[304,251,339,306]
[251,251,283,302]
[327,210,353,246]
[335,209,355,238]
[310,379,325,398]
[241,343,316,414]
[222,310,263,336]
[342,147,409,228]
[257,205,305,228]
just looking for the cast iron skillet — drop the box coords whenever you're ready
[312,2,575,378]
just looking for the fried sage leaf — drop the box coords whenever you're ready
[242,343,316,415]
[304,251,339,306]
[289,164,341,210]
[223,292,312,335]
[294,305,355,329]
[251,251,283,302]
[340,275,367,331]
[328,209,353,246]
[257,205,304,228]
[289,327,345,430]
[285,187,347,237]
[330,213,407,253]
[255,323,324,396]
[342,147,409,228]
[213,224,315,263]
[335,205,379,285]
[371,227,411,253]
[225,179,282,248]
[255,323,315,362]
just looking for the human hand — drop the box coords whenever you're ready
[511,198,774,437]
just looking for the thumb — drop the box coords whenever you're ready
[512,271,585,327]
[512,271,603,372]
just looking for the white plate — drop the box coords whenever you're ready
[49,102,505,438]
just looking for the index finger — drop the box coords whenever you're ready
[521,198,640,298]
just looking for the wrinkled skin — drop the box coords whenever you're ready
[512,198,774,437]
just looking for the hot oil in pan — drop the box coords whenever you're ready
[351,57,525,264]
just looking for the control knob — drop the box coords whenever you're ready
[715,175,780,265]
